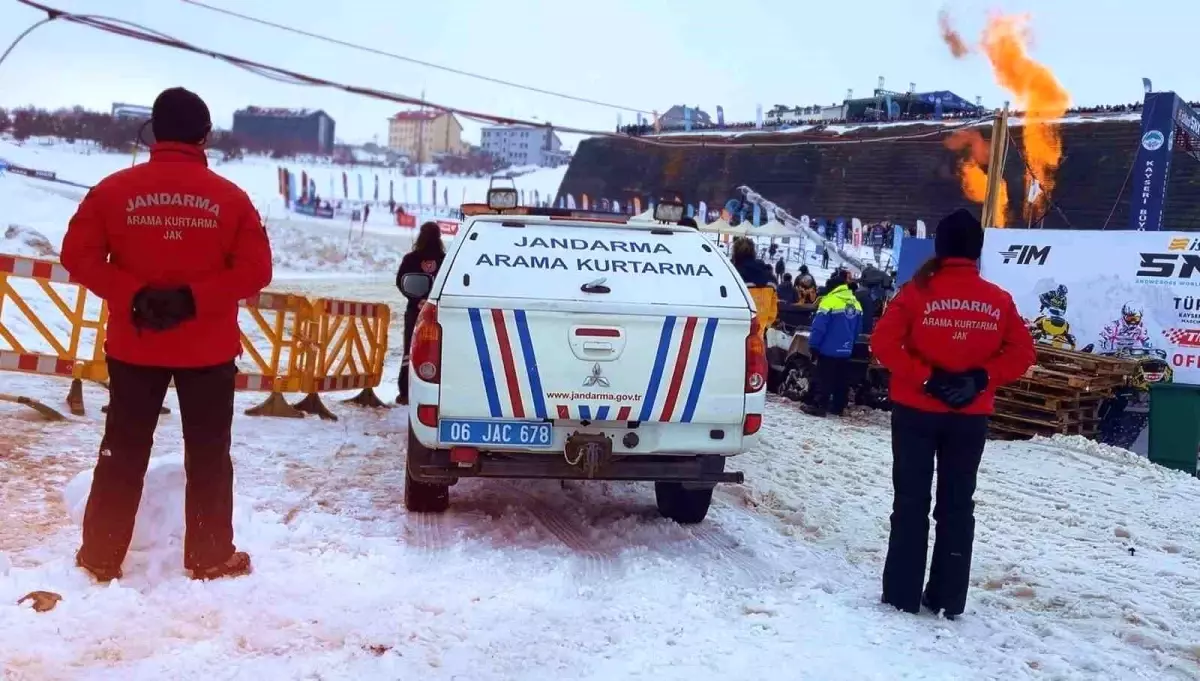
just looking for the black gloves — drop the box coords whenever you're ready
[924,368,989,409]
[131,286,197,332]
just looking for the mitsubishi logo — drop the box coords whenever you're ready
[582,362,610,387]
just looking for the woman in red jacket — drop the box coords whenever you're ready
[870,208,1035,620]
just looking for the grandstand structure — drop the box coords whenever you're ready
[567,90,1200,232]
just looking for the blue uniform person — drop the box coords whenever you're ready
[802,270,863,417]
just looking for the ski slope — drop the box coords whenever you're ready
[1,140,1199,680]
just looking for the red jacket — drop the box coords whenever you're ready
[61,143,273,368]
[870,259,1035,415]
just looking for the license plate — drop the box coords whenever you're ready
[438,419,554,448]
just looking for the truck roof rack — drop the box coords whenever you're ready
[461,203,632,223]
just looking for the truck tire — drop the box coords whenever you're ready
[654,482,714,524]
[405,430,449,513]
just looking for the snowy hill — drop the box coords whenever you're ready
[0,137,567,276]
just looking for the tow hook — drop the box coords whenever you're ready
[563,432,613,478]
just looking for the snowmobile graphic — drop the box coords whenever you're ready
[1028,312,1079,350]
[1098,302,1152,353]
[1026,285,1084,350]
[1087,302,1171,396]
[1123,347,1174,391]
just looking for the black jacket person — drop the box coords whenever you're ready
[395,222,445,404]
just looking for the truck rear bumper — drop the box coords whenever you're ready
[411,446,743,484]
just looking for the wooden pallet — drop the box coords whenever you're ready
[988,346,1135,441]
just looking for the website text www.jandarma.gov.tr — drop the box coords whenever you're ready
[545,391,644,402]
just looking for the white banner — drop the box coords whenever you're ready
[980,229,1200,386]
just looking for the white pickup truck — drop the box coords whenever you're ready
[398,190,767,523]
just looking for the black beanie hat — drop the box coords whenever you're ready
[151,87,212,144]
[934,208,984,260]
[825,268,847,290]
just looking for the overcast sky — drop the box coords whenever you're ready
[0,0,1193,150]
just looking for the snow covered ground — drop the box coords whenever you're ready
[2,139,1200,680]
[0,274,1198,679]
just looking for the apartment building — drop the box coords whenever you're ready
[479,125,569,168]
[387,110,465,163]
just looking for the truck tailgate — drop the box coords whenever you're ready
[438,303,748,425]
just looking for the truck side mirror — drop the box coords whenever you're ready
[400,272,433,299]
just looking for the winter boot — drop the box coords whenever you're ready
[75,550,122,583]
[800,403,827,417]
[189,551,252,581]
[922,589,957,621]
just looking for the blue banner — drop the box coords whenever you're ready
[1130,91,1186,230]
[752,203,761,226]
[894,235,936,286]
[286,173,296,207]
[684,106,692,132]
[293,202,335,219]
[356,174,363,201]
[835,222,845,252]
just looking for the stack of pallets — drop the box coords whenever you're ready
[989,346,1137,440]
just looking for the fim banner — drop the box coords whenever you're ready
[980,229,1200,386]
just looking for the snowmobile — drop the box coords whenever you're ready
[765,322,888,409]
[1122,347,1173,392]
[1027,310,1079,350]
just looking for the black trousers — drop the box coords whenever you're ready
[811,354,851,414]
[882,404,988,615]
[80,357,238,572]
[398,305,419,400]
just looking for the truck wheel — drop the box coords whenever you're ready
[405,430,449,513]
[655,482,714,524]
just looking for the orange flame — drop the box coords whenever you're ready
[938,10,970,58]
[944,129,1008,226]
[980,14,1069,222]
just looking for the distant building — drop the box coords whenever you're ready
[111,103,152,121]
[658,105,713,128]
[231,107,335,155]
[387,110,465,164]
[479,125,568,168]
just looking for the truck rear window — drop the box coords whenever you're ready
[439,221,746,307]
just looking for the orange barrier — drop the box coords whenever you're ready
[290,297,390,421]
[0,254,107,419]
[0,257,394,422]
[234,291,318,418]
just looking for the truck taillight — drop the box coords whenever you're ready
[411,302,442,384]
[745,316,767,393]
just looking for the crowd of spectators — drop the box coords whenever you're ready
[617,100,1197,137]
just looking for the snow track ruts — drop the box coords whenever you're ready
[687,525,775,580]
[517,491,622,585]
[403,511,452,562]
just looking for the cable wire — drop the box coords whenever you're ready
[1004,134,1073,228]
[179,0,655,116]
[7,0,1001,150]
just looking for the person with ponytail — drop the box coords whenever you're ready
[870,208,1035,620]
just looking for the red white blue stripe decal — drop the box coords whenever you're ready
[470,310,717,423]
[467,308,546,419]
[639,316,720,423]
[554,405,633,421]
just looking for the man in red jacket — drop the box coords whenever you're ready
[870,208,1035,620]
[61,87,272,583]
